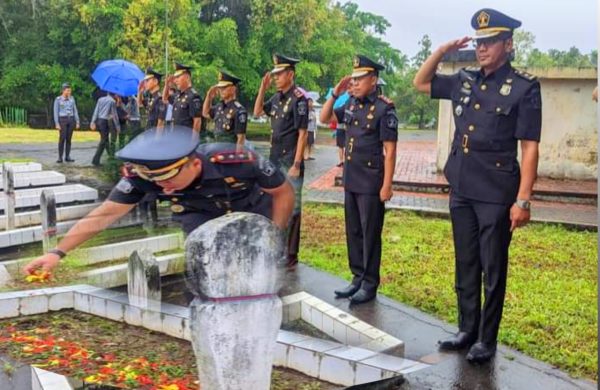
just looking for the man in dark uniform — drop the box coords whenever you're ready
[23,126,295,275]
[202,70,247,148]
[320,55,398,304]
[253,54,309,268]
[137,67,167,132]
[163,63,204,135]
[413,9,542,363]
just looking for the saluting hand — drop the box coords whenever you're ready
[333,75,352,97]
[441,36,472,54]
[260,72,272,91]
[207,85,219,99]
[509,204,530,232]
[138,80,145,92]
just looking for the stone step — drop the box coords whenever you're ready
[0,203,99,231]
[0,171,66,191]
[0,162,42,174]
[0,184,98,211]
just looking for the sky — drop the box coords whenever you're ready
[350,0,598,58]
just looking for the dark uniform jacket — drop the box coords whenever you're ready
[334,91,398,195]
[209,100,248,143]
[172,87,203,128]
[108,143,286,232]
[431,61,542,204]
[143,91,167,129]
[263,86,309,168]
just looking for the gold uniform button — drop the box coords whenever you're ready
[496,162,501,167]
[171,198,179,202]
[354,121,359,125]
[474,103,481,110]
[367,161,371,166]
[347,156,352,161]
[350,137,354,141]
[496,107,502,113]
[480,84,487,91]
[463,148,469,154]
[468,125,475,131]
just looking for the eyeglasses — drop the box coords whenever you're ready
[130,157,189,182]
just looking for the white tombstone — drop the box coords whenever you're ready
[185,212,284,390]
[127,249,161,311]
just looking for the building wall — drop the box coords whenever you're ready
[435,64,598,180]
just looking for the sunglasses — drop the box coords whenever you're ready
[130,157,189,182]
[473,36,504,48]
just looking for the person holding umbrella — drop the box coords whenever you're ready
[90,91,120,167]
[163,63,203,135]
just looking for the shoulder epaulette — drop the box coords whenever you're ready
[234,101,244,109]
[378,95,395,106]
[208,150,257,164]
[513,69,537,82]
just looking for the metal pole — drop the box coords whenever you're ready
[165,0,169,76]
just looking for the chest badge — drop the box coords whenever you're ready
[499,84,512,96]
[366,113,374,120]
[455,105,463,116]
[171,204,185,213]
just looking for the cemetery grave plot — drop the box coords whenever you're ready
[0,310,341,390]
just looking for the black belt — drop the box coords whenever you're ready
[453,134,517,152]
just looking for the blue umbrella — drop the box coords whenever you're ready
[325,87,350,109]
[91,59,144,97]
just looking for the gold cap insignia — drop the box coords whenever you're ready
[477,11,490,28]
[353,56,360,68]
[218,72,223,81]
[273,55,279,65]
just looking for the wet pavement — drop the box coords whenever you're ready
[278,264,597,390]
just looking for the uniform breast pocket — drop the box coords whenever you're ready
[482,152,517,174]
[490,104,517,132]
[366,154,383,169]
[343,111,353,125]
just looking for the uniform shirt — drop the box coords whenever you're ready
[127,98,141,121]
[334,91,398,194]
[91,95,120,131]
[53,96,80,124]
[108,144,286,229]
[171,87,203,128]
[431,60,542,204]
[143,91,166,129]
[208,100,247,142]
[263,85,309,167]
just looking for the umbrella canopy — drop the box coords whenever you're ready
[91,59,144,97]
[325,88,350,109]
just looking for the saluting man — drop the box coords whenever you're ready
[413,8,542,363]
[320,55,398,304]
[163,63,204,135]
[253,54,309,268]
[202,70,248,148]
[137,67,167,131]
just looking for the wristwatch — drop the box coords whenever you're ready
[515,199,531,210]
[48,248,67,259]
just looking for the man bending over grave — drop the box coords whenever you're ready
[23,126,295,275]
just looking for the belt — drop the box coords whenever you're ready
[453,134,517,153]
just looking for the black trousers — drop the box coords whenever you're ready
[344,191,385,293]
[92,119,117,165]
[58,116,75,159]
[449,192,512,344]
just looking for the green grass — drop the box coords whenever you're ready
[0,157,34,164]
[299,203,598,380]
[246,122,272,139]
[0,127,99,143]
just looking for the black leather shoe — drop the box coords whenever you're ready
[65,157,75,162]
[334,284,360,298]
[56,159,63,163]
[466,342,497,363]
[349,289,376,304]
[438,332,476,351]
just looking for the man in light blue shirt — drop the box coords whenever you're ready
[53,83,80,163]
[90,92,120,166]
